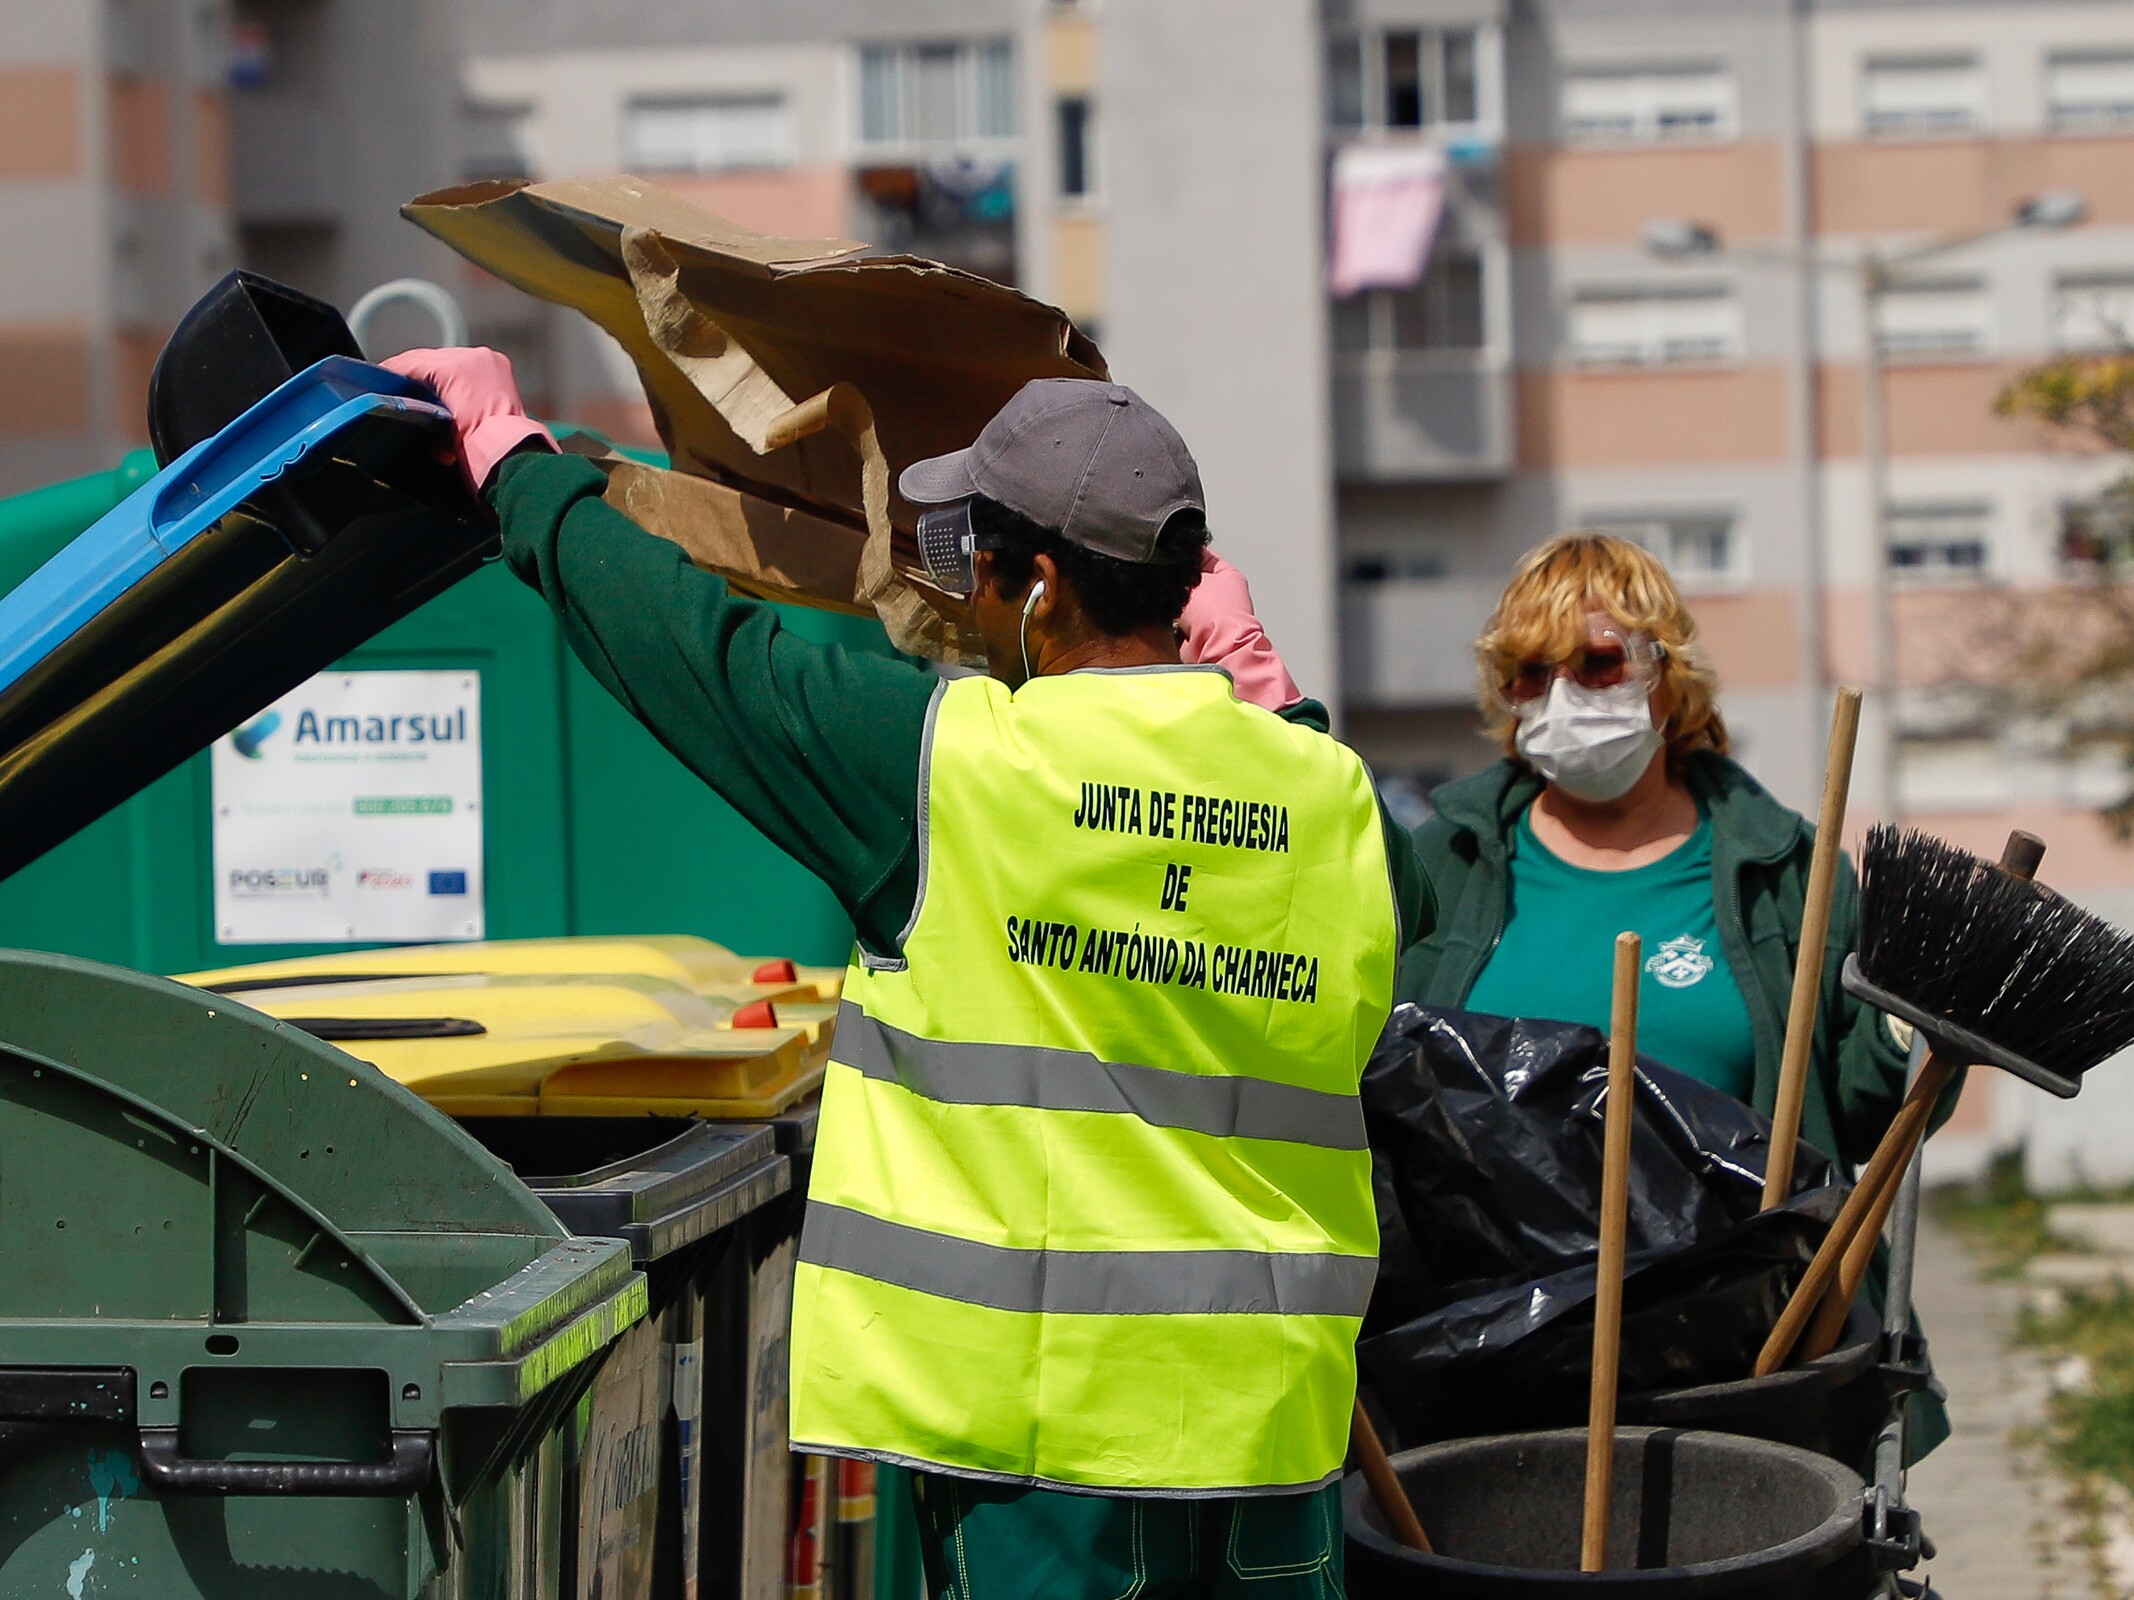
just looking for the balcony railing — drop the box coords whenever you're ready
[1339,575,1503,708]
[231,94,341,226]
[1331,350,1513,483]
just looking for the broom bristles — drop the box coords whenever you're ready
[1858,825,2134,1080]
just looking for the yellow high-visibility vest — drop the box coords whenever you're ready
[789,667,1397,1494]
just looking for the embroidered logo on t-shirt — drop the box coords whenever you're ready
[1646,934,1714,989]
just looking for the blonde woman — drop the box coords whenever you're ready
[1400,533,1915,1177]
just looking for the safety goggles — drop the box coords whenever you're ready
[1496,627,1666,711]
[915,500,1005,597]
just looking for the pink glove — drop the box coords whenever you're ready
[381,347,556,495]
[1179,550,1304,713]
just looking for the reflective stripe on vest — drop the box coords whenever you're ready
[787,668,1398,1495]
[832,1002,1369,1151]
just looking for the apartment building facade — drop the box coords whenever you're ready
[5,0,2133,1170]
[1323,0,2134,1176]
[431,0,2134,1175]
[0,0,236,493]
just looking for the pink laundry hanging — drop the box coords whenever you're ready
[1327,143,1447,298]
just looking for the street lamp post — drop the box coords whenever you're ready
[1859,252,1898,825]
[1644,191,2088,825]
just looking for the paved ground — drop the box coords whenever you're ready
[1907,1210,2098,1598]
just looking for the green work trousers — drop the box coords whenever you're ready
[911,1472,1346,1600]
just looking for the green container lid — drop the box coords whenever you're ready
[0,949,646,1433]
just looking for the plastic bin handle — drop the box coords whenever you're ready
[136,1427,435,1496]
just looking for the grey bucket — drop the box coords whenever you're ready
[1344,1427,1868,1600]
[1618,1298,1884,1472]
[1393,1298,1884,1475]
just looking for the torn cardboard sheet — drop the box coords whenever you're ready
[402,175,1106,661]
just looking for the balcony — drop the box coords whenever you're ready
[1332,351,1514,482]
[231,93,341,226]
[1339,575,1503,708]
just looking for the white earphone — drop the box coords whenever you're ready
[1020,581,1047,683]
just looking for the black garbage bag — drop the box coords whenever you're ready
[1360,1004,1844,1442]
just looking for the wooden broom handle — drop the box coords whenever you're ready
[1351,1399,1431,1553]
[1759,828,2047,1374]
[1801,1097,1936,1358]
[1764,689,1863,1209]
[1583,933,1642,1573]
[1775,1053,1951,1368]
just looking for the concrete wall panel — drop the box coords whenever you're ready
[1813,359,2092,459]
[1506,143,1787,248]
[0,324,92,435]
[1814,135,2134,236]
[1517,365,1792,468]
[108,76,171,196]
[0,68,83,180]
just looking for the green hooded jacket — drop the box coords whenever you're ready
[1399,750,1955,1461]
[1399,750,1923,1171]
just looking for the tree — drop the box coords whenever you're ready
[1991,358,2134,832]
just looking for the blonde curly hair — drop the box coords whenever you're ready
[1476,533,1729,764]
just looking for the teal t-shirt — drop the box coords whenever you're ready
[1465,806,1757,1101]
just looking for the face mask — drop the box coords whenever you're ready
[1513,675,1662,802]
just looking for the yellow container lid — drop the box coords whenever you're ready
[218,970,808,1100]
[179,938,840,1118]
[181,934,843,1003]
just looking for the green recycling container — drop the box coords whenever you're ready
[0,949,650,1596]
[0,449,898,977]
[463,1116,799,1600]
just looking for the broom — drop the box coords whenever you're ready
[1758,826,2134,1375]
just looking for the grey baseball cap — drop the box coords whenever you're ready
[898,378,1205,563]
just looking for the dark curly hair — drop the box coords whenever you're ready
[972,495,1209,636]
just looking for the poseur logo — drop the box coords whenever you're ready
[230,710,282,760]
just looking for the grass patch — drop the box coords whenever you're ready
[1934,1147,2058,1277]
[1940,1148,2134,1496]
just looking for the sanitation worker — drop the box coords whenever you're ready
[389,348,1432,1600]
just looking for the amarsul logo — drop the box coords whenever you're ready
[230,710,282,760]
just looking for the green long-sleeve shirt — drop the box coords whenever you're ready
[493,452,1432,960]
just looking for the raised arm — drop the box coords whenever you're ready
[1183,548,1434,948]
[491,451,936,956]
[381,344,937,955]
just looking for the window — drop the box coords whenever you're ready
[1587,514,1741,584]
[1887,501,1992,580]
[621,95,793,174]
[859,39,1014,150]
[1326,27,1483,131]
[1561,61,1737,143]
[2056,272,2134,352]
[2060,492,2134,570]
[1875,276,1992,358]
[1333,250,1488,355]
[1345,551,1448,583]
[1057,96,1093,198]
[1568,285,1742,366]
[852,162,1017,283]
[1862,53,1987,136]
[463,101,534,181]
[2048,49,2134,131]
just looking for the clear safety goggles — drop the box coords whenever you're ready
[1495,626,1666,714]
[915,500,1004,597]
